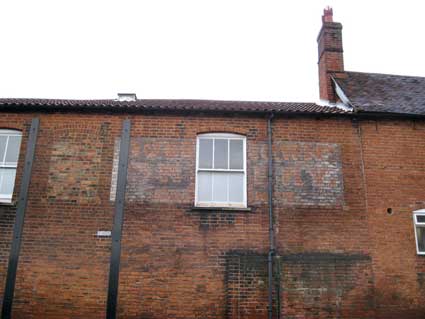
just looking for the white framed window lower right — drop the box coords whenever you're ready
[195,133,247,208]
[413,209,425,255]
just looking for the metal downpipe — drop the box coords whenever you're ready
[267,113,275,319]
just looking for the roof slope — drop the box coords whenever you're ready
[334,71,425,115]
[0,98,346,114]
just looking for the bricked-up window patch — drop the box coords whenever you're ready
[225,253,269,318]
[413,210,425,255]
[110,137,195,203]
[281,253,374,318]
[48,127,105,203]
[0,129,22,203]
[195,133,247,208]
[275,142,344,206]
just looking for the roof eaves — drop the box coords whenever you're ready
[354,110,425,119]
[0,98,350,115]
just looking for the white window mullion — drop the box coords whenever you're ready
[2,136,9,165]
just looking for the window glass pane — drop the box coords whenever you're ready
[0,168,16,198]
[417,226,425,252]
[417,215,425,223]
[199,139,213,169]
[197,172,212,202]
[212,172,228,202]
[229,173,244,203]
[5,135,22,165]
[0,136,7,163]
[214,139,228,169]
[229,139,244,169]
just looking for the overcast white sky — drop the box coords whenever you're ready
[1,0,424,102]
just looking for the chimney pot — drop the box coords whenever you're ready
[322,6,333,23]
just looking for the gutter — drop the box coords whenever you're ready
[0,106,347,118]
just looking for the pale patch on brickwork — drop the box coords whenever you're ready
[110,137,195,203]
[48,125,106,203]
[110,138,119,201]
[275,142,344,206]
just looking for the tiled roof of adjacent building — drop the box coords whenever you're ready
[334,71,425,115]
[0,98,347,114]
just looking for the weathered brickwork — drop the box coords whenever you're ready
[0,203,17,312]
[274,141,344,206]
[111,137,195,203]
[280,253,375,319]
[360,119,425,318]
[0,112,424,318]
[225,252,270,319]
[317,20,344,102]
[111,136,269,205]
[0,114,32,313]
[0,114,121,319]
[115,115,270,319]
[272,117,370,257]
[48,123,109,203]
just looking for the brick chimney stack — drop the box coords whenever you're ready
[317,7,344,102]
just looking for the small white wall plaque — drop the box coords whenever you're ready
[96,230,112,237]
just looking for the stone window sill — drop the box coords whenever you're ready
[0,202,16,207]
[190,206,252,212]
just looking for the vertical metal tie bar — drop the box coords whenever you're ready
[106,119,131,319]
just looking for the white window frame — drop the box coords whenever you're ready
[413,209,425,255]
[0,129,22,203]
[195,133,247,208]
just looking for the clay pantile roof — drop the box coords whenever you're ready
[0,98,347,114]
[334,71,425,115]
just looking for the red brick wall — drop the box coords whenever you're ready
[0,111,424,318]
[272,117,374,318]
[360,119,425,318]
[0,114,122,319]
[0,113,33,314]
[117,115,270,319]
